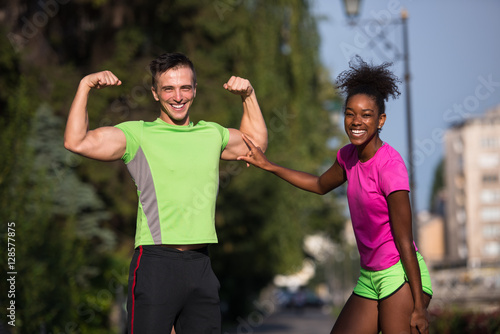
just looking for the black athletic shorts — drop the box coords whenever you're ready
[127,245,221,334]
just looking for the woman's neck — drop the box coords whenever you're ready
[356,136,383,162]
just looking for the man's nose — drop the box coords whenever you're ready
[174,89,183,101]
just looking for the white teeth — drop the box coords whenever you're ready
[172,104,184,109]
[352,130,366,134]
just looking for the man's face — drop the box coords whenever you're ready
[151,66,197,126]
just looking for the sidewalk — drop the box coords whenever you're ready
[223,306,335,334]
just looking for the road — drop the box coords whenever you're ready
[223,307,335,334]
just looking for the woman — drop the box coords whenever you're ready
[238,56,433,334]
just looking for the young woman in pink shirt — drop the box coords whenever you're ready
[238,56,433,334]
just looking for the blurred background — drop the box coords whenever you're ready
[0,0,499,333]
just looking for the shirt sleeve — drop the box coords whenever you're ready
[205,121,230,152]
[114,121,143,163]
[336,145,348,169]
[379,158,410,196]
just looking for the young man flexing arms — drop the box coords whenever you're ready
[64,53,267,334]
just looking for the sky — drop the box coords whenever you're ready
[312,0,500,213]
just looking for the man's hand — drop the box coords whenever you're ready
[223,76,253,97]
[82,70,122,90]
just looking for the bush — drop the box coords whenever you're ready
[429,308,500,334]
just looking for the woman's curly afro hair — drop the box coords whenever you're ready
[336,55,401,114]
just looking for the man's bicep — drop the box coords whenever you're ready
[79,127,127,161]
[220,128,246,161]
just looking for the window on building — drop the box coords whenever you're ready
[483,225,500,238]
[481,207,500,222]
[458,244,468,259]
[479,154,500,168]
[481,189,500,203]
[459,225,467,240]
[453,139,464,153]
[482,174,499,183]
[458,156,463,171]
[483,242,500,257]
[454,175,465,189]
[481,137,500,149]
[456,209,467,225]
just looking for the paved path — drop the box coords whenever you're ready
[224,307,335,334]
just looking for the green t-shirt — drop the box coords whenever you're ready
[115,118,230,248]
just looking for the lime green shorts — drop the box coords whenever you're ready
[353,252,433,300]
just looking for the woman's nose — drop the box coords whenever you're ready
[351,114,362,124]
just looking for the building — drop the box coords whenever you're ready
[417,211,445,266]
[444,105,500,268]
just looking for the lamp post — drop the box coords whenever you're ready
[341,0,418,244]
[342,0,361,20]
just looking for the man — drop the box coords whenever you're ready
[64,52,267,333]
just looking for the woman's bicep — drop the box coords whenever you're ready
[387,190,414,246]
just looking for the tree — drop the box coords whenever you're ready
[429,158,445,215]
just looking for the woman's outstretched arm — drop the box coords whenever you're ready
[237,135,346,194]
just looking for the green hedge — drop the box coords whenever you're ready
[430,308,500,334]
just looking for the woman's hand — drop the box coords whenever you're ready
[410,306,429,334]
[237,134,272,169]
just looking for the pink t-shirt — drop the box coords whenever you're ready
[337,143,415,271]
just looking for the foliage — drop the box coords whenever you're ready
[429,308,500,334]
[429,157,445,214]
[0,100,127,332]
[0,29,40,332]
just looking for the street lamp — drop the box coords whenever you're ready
[340,2,418,244]
[342,0,362,19]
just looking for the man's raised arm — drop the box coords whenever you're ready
[221,76,268,161]
[64,71,127,161]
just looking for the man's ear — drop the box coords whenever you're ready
[151,86,159,101]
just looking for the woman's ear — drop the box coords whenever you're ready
[378,112,387,129]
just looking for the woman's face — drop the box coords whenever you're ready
[344,94,386,147]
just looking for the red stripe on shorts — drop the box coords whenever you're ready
[130,246,143,334]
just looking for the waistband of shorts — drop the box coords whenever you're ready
[137,245,209,259]
[361,251,424,273]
